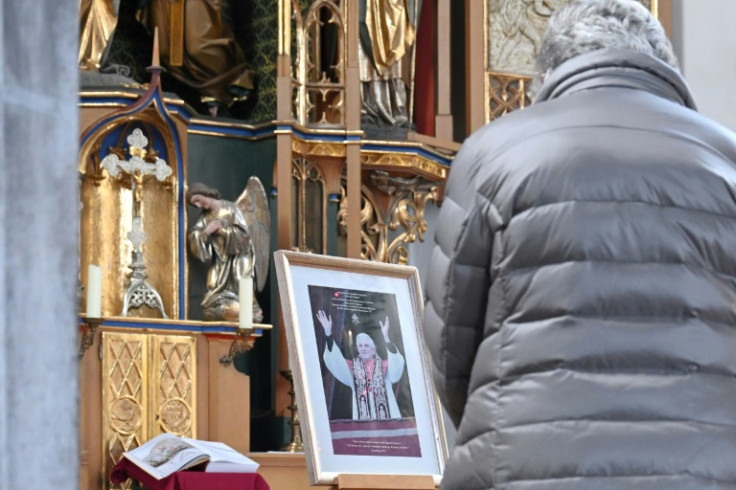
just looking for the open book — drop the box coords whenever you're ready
[122,433,260,480]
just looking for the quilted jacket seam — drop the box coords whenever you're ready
[493,198,508,488]
[499,472,736,486]
[440,194,473,394]
[502,258,736,283]
[511,197,736,222]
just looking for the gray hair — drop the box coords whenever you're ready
[535,0,678,80]
[355,333,375,349]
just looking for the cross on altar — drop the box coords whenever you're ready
[100,128,172,318]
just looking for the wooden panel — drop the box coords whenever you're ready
[83,329,260,489]
[250,454,437,489]
[151,335,197,438]
[102,332,149,489]
[334,474,435,489]
[207,338,251,454]
[466,0,486,134]
[657,0,673,37]
[80,326,103,490]
[436,0,453,139]
[249,453,313,490]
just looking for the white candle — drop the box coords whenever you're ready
[86,264,102,318]
[239,275,253,329]
[152,27,160,66]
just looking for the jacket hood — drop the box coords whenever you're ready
[534,49,697,110]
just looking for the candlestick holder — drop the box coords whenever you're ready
[79,317,103,359]
[219,327,255,366]
[280,369,304,452]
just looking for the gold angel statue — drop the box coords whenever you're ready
[187,178,270,322]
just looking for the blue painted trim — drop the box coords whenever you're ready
[149,88,187,320]
[362,142,452,166]
[81,98,451,166]
[188,122,278,139]
[84,317,265,336]
[277,125,348,142]
[80,82,187,319]
[79,94,195,122]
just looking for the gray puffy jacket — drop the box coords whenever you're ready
[424,49,736,489]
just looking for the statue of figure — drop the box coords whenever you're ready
[358,0,418,127]
[187,178,270,322]
[138,0,255,116]
[490,0,556,73]
[78,0,119,70]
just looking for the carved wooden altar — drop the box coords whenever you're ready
[77,1,674,488]
[78,71,271,489]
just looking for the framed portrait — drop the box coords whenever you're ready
[274,250,448,486]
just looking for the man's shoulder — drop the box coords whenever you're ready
[459,102,559,163]
[448,105,553,188]
[680,110,736,162]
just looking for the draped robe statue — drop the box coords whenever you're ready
[78,0,119,70]
[187,179,270,321]
[358,0,418,127]
[139,0,255,114]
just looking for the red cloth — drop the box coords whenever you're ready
[413,0,436,136]
[110,457,270,490]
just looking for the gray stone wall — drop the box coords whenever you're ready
[1,1,80,488]
[673,0,736,131]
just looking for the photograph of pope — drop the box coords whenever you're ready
[316,308,405,420]
[308,285,414,421]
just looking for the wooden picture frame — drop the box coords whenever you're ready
[274,251,448,486]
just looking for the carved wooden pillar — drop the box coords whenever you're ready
[435,0,454,141]
[275,0,296,415]
[465,0,486,134]
[657,0,672,37]
[277,0,294,258]
[345,0,362,259]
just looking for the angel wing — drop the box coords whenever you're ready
[236,176,271,292]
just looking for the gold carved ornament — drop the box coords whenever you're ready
[364,0,416,74]
[78,0,118,70]
[102,333,196,489]
[488,71,531,120]
[291,138,347,158]
[292,156,328,253]
[103,333,147,490]
[337,171,438,264]
[79,115,179,322]
[291,0,346,126]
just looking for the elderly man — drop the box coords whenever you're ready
[316,309,405,420]
[424,0,736,488]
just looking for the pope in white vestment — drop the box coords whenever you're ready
[317,309,405,420]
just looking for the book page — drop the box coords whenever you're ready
[124,433,209,480]
[183,438,260,473]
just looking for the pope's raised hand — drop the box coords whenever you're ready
[316,309,332,336]
[380,316,390,342]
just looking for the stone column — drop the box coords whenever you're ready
[1,1,80,488]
